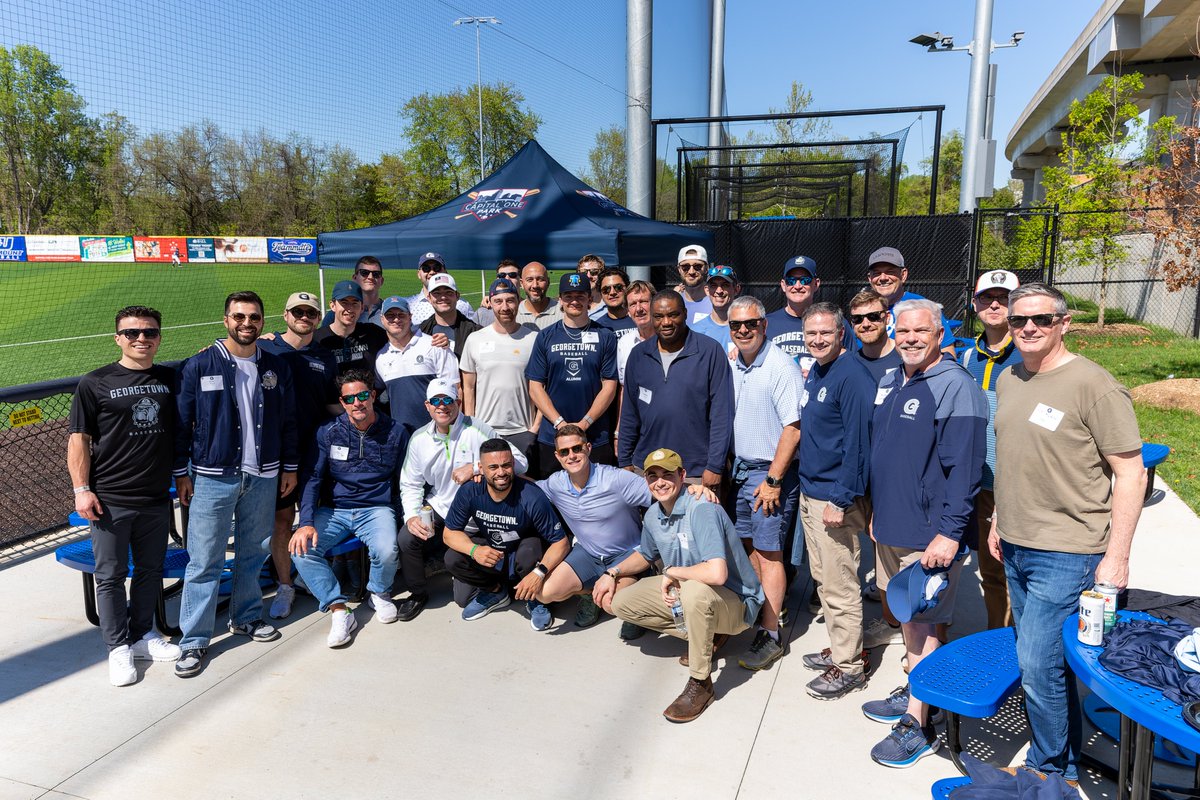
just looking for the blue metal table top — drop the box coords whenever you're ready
[909,626,1020,717]
[1063,610,1200,755]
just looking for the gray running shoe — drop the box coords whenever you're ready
[738,629,785,671]
[806,664,868,700]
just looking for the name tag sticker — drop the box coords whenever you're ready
[638,387,653,404]
[200,375,224,392]
[330,445,349,461]
[581,332,599,344]
[800,389,810,408]
[499,529,520,543]
[479,341,496,354]
[677,530,689,549]
[1029,403,1065,432]
[874,387,892,405]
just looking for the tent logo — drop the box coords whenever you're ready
[576,189,635,217]
[458,188,540,221]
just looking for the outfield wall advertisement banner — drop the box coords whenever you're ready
[133,236,187,262]
[214,237,269,263]
[81,236,135,262]
[267,238,317,263]
[25,235,82,262]
[187,237,215,262]
[0,236,27,261]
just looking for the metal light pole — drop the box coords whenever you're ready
[910,0,1021,213]
[454,16,500,184]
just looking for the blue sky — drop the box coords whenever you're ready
[1,0,1097,193]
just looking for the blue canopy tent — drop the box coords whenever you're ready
[316,140,712,271]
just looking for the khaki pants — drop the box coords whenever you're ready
[611,576,749,680]
[799,492,869,675]
[974,489,1012,629]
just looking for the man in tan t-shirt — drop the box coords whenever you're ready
[988,282,1145,786]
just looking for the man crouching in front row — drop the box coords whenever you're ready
[598,448,765,723]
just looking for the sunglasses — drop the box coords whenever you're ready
[707,266,735,280]
[117,328,161,340]
[340,390,371,404]
[600,284,626,295]
[498,271,520,280]
[784,275,814,287]
[420,263,444,273]
[1008,314,1063,329]
[356,269,383,279]
[556,443,587,457]
[581,268,602,276]
[850,310,888,324]
[428,396,456,407]
[728,318,763,331]
[289,307,319,319]
[679,262,706,273]
[226,313,263,323]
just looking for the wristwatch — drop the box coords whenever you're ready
[765,474,783,488]
[533,562,549,578]
[605,567,620,581]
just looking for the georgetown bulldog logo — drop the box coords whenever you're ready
[261,370,278,390]
[131,397,160,429]
[456,188,541,221]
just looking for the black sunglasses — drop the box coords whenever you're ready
[679,262,705,272]
[356,269,383,279]
[498,271,520,280]
[850,310,888,324]
[117,328,161,340]
[728,318,763,331]
[556,443,587,457]
[600,284,626,295]
[1007,313,1063,329]
[289,307,320,319]
[340,390,371,404]
[226,313,262,323]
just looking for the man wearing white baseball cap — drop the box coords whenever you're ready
[407,252,476,326]
[960,269,1023,629]
[866,247,955,351]
[675,244,713,324]
[419,272,480,361]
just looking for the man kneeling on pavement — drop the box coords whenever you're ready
[604,448,765,723]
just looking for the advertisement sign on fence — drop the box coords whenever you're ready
[267,238,318,263]
[214,237,269,263]
[0,236,26,261]
[80,236,135,262]
[133,236,187,263]
[187,237,215,263]
[24,235,82,262]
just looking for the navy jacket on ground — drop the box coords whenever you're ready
[869,354,987,550]
[298,412,411,527]
[174,340,299,478]
[618,330,733,476]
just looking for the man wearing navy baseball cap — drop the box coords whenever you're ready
[767,255,854,378]
[313,279,388,376]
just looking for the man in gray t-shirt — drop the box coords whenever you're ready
[603,448,764,723]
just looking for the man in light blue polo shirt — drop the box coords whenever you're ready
[726,295,802,672]
[607,448,764,723]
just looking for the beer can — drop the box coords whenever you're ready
[419,505,434,530]
[1078,591,1105,646]
[1093,582,1119,632]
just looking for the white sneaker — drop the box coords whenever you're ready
[108,645,137,686]
[130,631,182,662]
[864,618,904,649]
[368,592,399,624]
[269,584,296,619]
[327,608,358,648]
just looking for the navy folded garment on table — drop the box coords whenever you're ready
[1099,618,1200,706]
[1124,589,1200,628]
[948,754,1081,799]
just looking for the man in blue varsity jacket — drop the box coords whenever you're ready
[173,291,299,678]
[861,297,987,768]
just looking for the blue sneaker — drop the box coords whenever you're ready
[462,589,511,621]
[528,600,552,631]
[870,713,941,768]
[862,684,944,725]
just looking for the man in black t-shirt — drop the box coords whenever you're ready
[313,280,388,376]
[68,305,182,686]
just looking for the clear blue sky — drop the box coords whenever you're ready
[1,0,1097,196]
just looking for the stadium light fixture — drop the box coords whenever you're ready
[453,16,502,184]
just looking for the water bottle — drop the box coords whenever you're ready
[669,586,686,633]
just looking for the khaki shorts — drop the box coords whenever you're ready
[875,541,962,625]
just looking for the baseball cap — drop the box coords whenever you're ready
[973,269,1020,297]
[643,448,683,472]
[559,272,590,295]
[677,244,709,265]
[706,265,738,284]
[418,252,446,269]
[332,280,363,302]
[1175,628,1200,674]
[381,295,410,314]
[285,291,320,312]
[427,273,458,293]
[887,543,968,623]
[868,247,905,269]
[425,379,458,402]
[489,277,519,298]
[783,255,818,279]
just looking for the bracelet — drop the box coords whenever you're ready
[73,485,91,494]
[552,416,565,428]
[469,544,478,559]
[582,414,595,426]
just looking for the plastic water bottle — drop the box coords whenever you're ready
[669,586,686,633]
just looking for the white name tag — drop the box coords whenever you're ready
[330,445,349,461]
[200,375,224,392]
[874,387,892,405]
[479,341,496,354]
[639,387,653,404]
[799,356,815,376]
[800,389,810,408]
[1029,403,1065,432]
[499,529,520,543]
[581,331,599,344]
[677,530,689,549]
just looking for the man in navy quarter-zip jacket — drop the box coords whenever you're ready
[172,291,299,679]
[618,291,733,496]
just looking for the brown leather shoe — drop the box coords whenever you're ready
[679,633,729,667]
[663,676,715,723]
[998,766,1080,790]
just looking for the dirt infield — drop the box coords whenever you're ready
[1132,378,1200,416]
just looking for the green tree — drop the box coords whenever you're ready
[1042,73,1175,326]
[582,125,625,205]
[895,130,963,216]
[133,122,225,233]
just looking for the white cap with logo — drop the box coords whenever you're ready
[973,269,1020,296]
[677,244,709,265]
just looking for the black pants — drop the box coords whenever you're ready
[91,500,172,650]
[445,536,545,607]
[535,440,616,480]
[501,430,536,464]
[395,510,446,599]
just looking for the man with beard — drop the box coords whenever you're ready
[313,280,388,376]
[850,289,903,386]
[472,260,522,327]
[173,291,299,678]
[515,261,564,330]
[591,268,637,339]
[674,244,712,323]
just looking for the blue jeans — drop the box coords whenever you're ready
[293,506,398,611]
[1002,541,1102,781]
[180,473,276,650]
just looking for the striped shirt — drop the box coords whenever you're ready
[731,341,804,462]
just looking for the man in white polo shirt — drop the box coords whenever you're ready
[374,295,459,435]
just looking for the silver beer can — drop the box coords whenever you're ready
[1093,582,1119,632]
[419,505,434,531]
[1078,591,1105,646]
